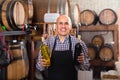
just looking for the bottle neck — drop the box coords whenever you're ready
[77,35,81,41]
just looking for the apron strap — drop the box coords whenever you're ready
[52,36,57,52]
[69,35,72,50]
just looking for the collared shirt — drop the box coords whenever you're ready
[36,35,90,71]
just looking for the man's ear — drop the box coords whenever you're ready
[70,28,76,36]
[69,25,72,29]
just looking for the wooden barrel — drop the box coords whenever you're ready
[99,9,117,25]
[80,9,98,26]
[70,3,80,26]
[1,0,33,30]
[91,35,104,48]
[0,0,4,26]
[32,0,70,23]
[88,44,98,60]
[32,35,42,41]
[25,0,34,24]
[7,40,29,80]
[99,44,114,61]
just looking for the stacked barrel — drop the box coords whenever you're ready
[87,35,114,61]
[0,0,118,80]
[0,0,118,31]
[0,0,33,79]
[0,0,33,31]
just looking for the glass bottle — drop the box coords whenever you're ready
[74,35,82,65]
[40,37,51,67]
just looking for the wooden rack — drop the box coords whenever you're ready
[79,24,119,61]
[79,24,119,79]
[0,31,34,80]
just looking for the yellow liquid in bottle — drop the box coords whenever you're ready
[41,44,51,67]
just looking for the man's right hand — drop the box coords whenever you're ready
[40,56,50,67]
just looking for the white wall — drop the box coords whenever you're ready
[70,0,120,14]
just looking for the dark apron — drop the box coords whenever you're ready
[48,36,77,80]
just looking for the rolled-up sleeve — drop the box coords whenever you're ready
[36,51,45,71]
[78,40,90,70]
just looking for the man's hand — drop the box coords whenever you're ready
[40,56,50,67]
[77,53,84,64]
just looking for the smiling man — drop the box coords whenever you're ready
[36,15,90,80]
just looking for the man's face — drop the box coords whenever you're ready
[56,16,71,36]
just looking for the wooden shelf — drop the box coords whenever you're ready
[79,24,119,79]
[90,59,115,67]
[79,24,119,61]
[79,24,118,31]
[1,31,26,36]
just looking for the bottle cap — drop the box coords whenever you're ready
[41,37,45,42]
[77,35,81,41]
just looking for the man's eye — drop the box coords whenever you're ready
[65,22,69,25]
[59,22,63,25]
[58,22,69,25]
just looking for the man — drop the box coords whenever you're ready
[36,15,90,80]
